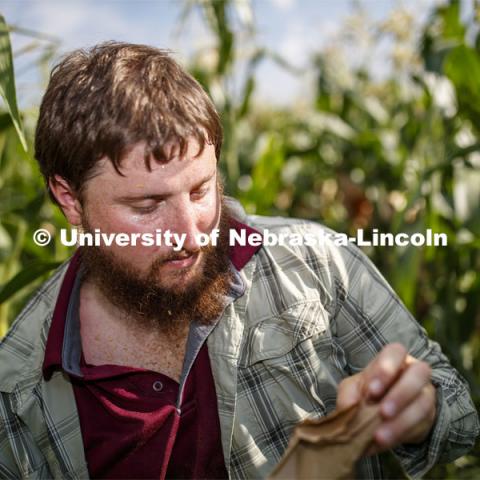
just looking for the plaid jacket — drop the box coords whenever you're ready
[0,199,478,479]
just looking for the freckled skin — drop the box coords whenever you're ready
[81,280,190,380]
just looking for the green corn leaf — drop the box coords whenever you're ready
[0,15,28,151]
[0,260,61,304]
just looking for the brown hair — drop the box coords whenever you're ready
[35,42,223,203]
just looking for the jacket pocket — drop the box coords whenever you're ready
[233,300,338,458]
[239,300,331,367]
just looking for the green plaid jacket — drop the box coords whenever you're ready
[0,199,478,479]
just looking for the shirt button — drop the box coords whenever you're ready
[152,380,163,392]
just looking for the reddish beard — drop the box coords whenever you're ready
[79,196,234,336]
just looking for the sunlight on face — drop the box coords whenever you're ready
[80,139,221,291]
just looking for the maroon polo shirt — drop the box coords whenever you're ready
[42,219,261,479]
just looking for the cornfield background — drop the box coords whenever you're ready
[0,0,479,477]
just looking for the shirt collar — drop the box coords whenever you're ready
[42,219,263,380]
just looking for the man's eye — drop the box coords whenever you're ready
[133,205,157,214]
[191,185,209,199]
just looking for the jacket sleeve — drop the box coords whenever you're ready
[329,242,480,478]
[0,452,20,480]
[0,394,22,479]
[0,392,54,479]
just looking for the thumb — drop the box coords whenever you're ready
[336,373,364,410]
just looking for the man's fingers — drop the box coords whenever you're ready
[336,373,363,410]
[373,385,436,448]
[379,361,432,419]
[363,343,408,399]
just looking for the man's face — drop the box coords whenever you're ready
[80,140,221,292]
[76,140,234,332]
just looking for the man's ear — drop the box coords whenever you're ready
[48,175,83,226]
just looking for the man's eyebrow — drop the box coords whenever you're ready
[115,170,216,202]
[191,170,216,190]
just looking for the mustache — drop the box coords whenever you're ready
[153,242,213,266]
[162,249,198,262]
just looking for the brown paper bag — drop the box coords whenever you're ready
[268,402,382,480]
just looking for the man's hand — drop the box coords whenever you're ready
[336,343,437,455]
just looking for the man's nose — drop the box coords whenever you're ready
[170,204,202,252]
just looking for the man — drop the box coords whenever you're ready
[0,42,478,479]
